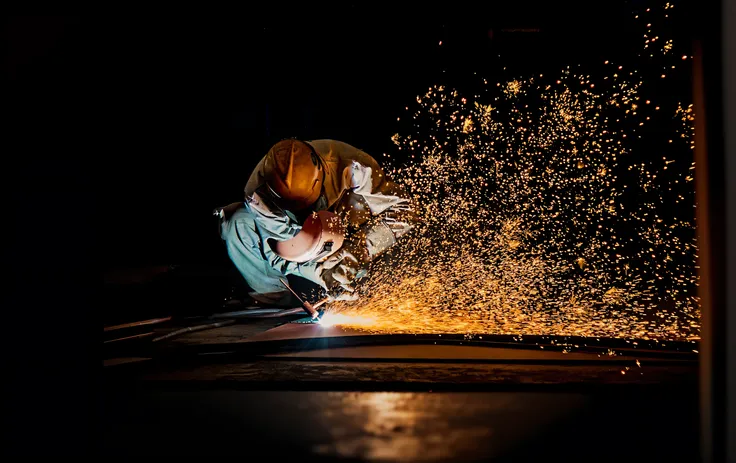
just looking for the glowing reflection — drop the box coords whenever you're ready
[311,392,495,460]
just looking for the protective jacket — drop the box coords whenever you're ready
[219,139,417,305]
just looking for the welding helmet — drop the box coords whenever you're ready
[260,139,324,211]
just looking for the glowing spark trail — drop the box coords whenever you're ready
[324,2,698,342]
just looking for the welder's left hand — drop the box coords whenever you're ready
[318,234,369,299]
[326,283,360,302]
[320,250,363,289]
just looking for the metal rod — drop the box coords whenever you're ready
[211,308,284,317]
[279,278,319,318]
[235,308,305,318]
[210,308,304,318]
[312,297,330,310]
[104,316,172,332]
[152,320,236,342]
[104,332,154,343]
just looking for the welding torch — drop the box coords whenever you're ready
[279,278,330,319]
[279,270,366,319]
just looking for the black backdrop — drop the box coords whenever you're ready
[7,3,644,270]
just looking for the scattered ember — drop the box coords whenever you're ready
[324,2,699,342]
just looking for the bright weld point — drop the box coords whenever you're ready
[318,313,377,328]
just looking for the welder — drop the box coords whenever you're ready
[215,139,417,307]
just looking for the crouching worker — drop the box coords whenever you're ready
[215,139,418,307]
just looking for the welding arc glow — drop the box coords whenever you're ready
[318,313,377,328]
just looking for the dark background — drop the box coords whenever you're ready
[7,2,650,271]
[4,1,700,455]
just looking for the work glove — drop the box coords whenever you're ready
[332,189,418,259]
[319,245,364,299]
[331,189,372,228]
[317,187,418,300]
[326,283,360,302]
[316,231,372,301]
